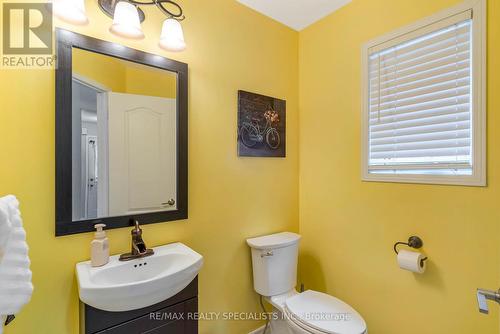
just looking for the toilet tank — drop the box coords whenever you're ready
[246,232,301,297]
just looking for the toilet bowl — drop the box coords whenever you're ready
[282,290,366,334]
[247,232,367,334]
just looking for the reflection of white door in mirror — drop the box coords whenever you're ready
[107,93,177,216]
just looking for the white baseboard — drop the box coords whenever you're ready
[248,325,266,334]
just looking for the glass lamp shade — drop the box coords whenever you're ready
[159,18,186,52]
[52,0,88,25]
[109,1,145,39]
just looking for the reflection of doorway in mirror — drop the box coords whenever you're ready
[72,75,109,221]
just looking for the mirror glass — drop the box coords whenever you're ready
[71,48,178,221]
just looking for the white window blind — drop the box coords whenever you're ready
[368,12,473,175]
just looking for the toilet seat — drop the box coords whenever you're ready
[284,290,367,334]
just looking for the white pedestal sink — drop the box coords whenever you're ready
[76,243,203,312]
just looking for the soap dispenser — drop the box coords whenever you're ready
[91,224,109,267]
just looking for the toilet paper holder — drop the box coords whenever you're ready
[393,236,428,264]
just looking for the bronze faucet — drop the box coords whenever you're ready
[119,220,154,261]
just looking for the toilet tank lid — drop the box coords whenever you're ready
[246,232,301,250]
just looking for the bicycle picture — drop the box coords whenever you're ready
[237,90,286,157]
[239,109,281,150]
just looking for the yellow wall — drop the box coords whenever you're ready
[73,48,126,92]
[298,0,500,333]
[0,0,299,333]
[73,48,177,98]
[125,65,177,99]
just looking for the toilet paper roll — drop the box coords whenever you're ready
[397,249,426,274]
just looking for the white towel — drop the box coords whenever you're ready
[0,195,33,334]
[0,211,10,262]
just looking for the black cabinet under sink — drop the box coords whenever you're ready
[81,277,198,334]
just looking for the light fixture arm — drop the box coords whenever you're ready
[126,0,185,20]
[98,0,185,22]
[154,0,185,21]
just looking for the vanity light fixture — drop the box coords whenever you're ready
[109,1,145,39]
[52,0,187,52]
[159,17,186,52]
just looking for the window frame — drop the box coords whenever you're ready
[361,0,486,186]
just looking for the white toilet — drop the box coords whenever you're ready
[247,232,367,334]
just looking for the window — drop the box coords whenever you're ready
[361,0,486,186]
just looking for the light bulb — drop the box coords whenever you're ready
[52,0,88,25]
[159,18,186,52]
[109,1,144,39]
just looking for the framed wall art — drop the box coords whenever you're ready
[237,90,286,157]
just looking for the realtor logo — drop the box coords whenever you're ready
[3,3,52,54]
[2,3,55,68]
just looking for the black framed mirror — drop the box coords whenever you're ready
[55,29,188,236]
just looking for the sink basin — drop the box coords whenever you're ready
[76,243,203,312]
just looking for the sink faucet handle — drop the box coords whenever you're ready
[477,288,500,314]
[477,290,489,314]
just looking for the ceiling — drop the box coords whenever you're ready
[236,0,352,31]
